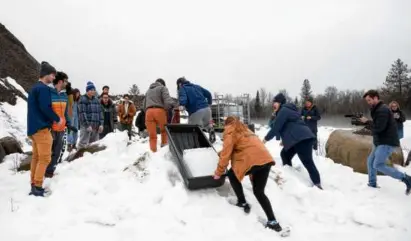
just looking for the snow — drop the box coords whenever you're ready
[0,96,30,151]
[0,113,411,240]
[4,77,29,98]
[183,148,219,177]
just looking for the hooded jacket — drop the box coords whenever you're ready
[215,123,275,181]
[178,81,212,115]
[264,103,315,150]
[144,82,176,110]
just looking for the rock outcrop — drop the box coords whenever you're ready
[0,23,39,105]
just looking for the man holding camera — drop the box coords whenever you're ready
[360,90,411,195]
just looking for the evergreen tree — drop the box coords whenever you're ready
[128,84,140,103]
[300,79,312,102]
[384,59,410,100]
[254,90,262,118]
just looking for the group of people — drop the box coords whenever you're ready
[212,90,411,234]
[27,62,138,196]
[26,61,218,196]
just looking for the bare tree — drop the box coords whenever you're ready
[259,88,268,109]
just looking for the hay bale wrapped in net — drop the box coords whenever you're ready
[325,129,404,174]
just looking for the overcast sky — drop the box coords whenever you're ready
[1,0,410,99]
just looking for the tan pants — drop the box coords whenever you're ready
[30,128,53,187]
[145,108,167,152]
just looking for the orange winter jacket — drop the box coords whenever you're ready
[215,124,275,181]
[50,88,70,132]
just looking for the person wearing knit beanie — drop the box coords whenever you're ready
[86,81,96,93]
[273,93,286,105]
[39,61,57,78]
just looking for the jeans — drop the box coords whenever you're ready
[67,131,78,146]
[46,131,65,175]
[280,138,321,185]
[367,145,405,185]
[227,163,277,221]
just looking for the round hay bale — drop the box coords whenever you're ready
[325,129,404,174]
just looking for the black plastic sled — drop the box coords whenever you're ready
[165,124,226,190]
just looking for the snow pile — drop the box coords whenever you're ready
[0,77,29,151]
[183,147,219,177]
[0,118,410,240]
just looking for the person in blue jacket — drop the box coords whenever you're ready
[301,96,321,150]
[177,77,216,143]
[263,93,322,189]
[27,61,63,197]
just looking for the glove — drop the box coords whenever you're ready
[98,125,104,133]
[87,126,93,132]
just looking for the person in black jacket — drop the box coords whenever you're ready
[135,108,148,138]
[389,101,406,140]
[301,96,321,150]
[360,90,411,195]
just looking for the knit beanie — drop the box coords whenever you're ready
[86,81,96,92]
[273,93,286,104]
[40,61,57,77]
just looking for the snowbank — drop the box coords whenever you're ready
[0,120,410,240]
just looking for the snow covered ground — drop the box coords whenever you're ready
[0,80,410,240]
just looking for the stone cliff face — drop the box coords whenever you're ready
[0,23,39,105]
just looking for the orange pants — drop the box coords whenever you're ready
[30,128,53,187]
[145,108,167,152]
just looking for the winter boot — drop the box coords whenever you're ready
[29,186,46,197]
[236,202,251,214]
[266,220,283,232]
[402,174,411,195]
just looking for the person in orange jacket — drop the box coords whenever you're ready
[118,94,137,140]
[45,71,71,178]
[213,116,284,233]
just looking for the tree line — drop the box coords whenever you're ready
[121,58,410,119]
[251,58,411,118]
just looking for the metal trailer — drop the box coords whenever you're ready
[211,93,254,133]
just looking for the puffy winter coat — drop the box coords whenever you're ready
[215,124,275,181]
[50,87,70,132]
[369,101,400,147]
[264,103,315,150]
[178,82,212,115]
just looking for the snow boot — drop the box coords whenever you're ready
[402,174,411,195]
[266,220,282,232]
[236,202,251,214]
[29,186,46,197]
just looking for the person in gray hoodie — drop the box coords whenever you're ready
[143,78,177,152]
